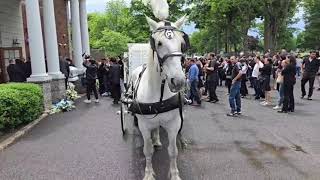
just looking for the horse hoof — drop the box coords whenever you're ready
[170,175,182,180]
[153,141,162,148]
[143,173,156,180]
[171,175,181,180]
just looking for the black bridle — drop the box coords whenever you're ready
[149,24,189,104]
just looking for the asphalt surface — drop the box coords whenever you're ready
[1,81,320,180]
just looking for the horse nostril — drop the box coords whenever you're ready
[171,78,176,86]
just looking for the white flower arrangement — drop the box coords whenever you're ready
[50,99,75,114]
[66,83,80,101]
[50,83,80,114]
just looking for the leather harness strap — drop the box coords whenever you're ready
[178,92,184,134]
[133,65,147,100]
[160,79,166,103]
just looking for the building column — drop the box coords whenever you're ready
[43,0,64,79]
[25,0,51,82]
[71,0,83,69]
[79,0,90,55]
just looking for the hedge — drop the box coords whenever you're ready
[0,83,44,130]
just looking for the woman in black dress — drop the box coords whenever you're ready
[278,55,296,113]
[259,57,273,106]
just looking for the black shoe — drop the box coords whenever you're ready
[278,110,288,113]
[235,111,242,115]
[227,112,237,117]
[307,97,313,100]
[206,99,213,102]
[190,103,201,106]
[211,100,219,103]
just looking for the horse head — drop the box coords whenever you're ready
[146,15,189,93]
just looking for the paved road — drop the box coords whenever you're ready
[1,82,320,180]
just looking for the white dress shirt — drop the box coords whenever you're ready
[252,61,264,78]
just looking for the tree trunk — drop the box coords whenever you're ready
[264,15,275,52]
[242,28,249,52]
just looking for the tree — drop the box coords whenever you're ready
[261,0,299,52]
[95,30,132,57]
[189,0,262,53]
[88,0,146,57]
[88,0,189,57]
[298,0,320,50]
[247,36,260,52]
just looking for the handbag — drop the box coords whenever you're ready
[276,74,284,84]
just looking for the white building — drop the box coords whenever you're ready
[0,0,91,109]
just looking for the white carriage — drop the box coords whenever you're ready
[120,43,150,134]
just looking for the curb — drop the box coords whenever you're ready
[0,112,49,151]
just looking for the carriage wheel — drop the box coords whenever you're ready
[120,103,126,135]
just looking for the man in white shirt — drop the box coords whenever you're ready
[296,55,303,78]
[251,56,264,99]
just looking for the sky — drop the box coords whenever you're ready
[86,0,109,12]
[86,0,305,36]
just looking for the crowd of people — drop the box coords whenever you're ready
[7,57,71,88]
[184,50,320,116]
[82,55,124,105]
[7,50,320,116]
[6,58,32,82]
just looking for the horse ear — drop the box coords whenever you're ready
[146,16,158,31]
[174,15,188,29]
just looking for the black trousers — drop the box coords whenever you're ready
[282,83,295,112]
[225,79,232,94]
[253,78,264,99]
[240,78,248,96]
[301,76,315,97]
[204,80,208,94]
[98,77,105,95]
[208,80,218,101]
[103,75,111,93]
[111,83,121,102]
[87,80,98,100]
[65,77,68,90]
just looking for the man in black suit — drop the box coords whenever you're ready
[14,59,27,82]
[205,53,219,103]
[109,57,122,104]
[301,51,320,100]
[7,59,17,82]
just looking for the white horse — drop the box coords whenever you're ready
[127,16,188,180]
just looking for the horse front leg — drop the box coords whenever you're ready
[139,121,156,180]
[165,117,182,180]
[152,127,162,147]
